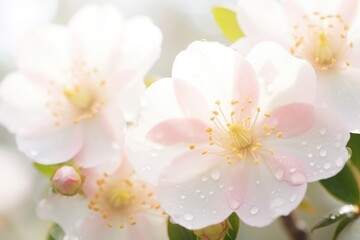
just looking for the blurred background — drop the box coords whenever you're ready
[0,0,344,239]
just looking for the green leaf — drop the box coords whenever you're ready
[312,205,358,232]
[347,133,360,172]
[333,216,355,240]
[47,224,65,240]
[33,162,62,177]
[167,218,197,240]
[320,164,360,204]
[224,213,240,240]
[212,5,244,42]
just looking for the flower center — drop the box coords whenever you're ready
[190,99,282,165]
[46,61,107,127]
[290,12,352,71]
[88,172,165,229]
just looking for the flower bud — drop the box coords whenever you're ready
[193,221,228,240]
[52,166,82,196]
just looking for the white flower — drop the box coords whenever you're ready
[128,41,350,228]
[0,4,162,167]
[236,0,360,132]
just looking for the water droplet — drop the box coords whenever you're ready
[201,176,208,182]
[111,143,119,149]
[230,200,240,209]
[228,185,234,191]
[301,141,307,146]
[219,184,224,189]
[323,162,332,169]
[29,150,38,157]
[196,189,200,193]
[330,215,336,220]
[290,194,298,202]
[335,157,343,167]
[275,168,284,180]
[180,195,186,200]
[209,191,214,195]
[255,180,261,185]
[175,185,180,189]
[289,167,296,173]
[200,195,205,199]
[212,210,217,214]
[319,149,328,157]
[184,213,194,221]
[250,207,259,215]
[179,205,184,209]
[309,162,315,167]
[316,144,322,150]
[210,169,221,181]
[307,153,313,158]
[320,128,327,135]
[290,172,306,185]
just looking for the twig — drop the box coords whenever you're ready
[280,212,310,240]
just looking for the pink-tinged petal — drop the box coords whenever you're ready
[120,16,162,77]
[0,72,51,134]
[158,151,233,230]
[265,107,350,182]
[264,152,307,186]
[346,45,360,69]
[147,118,208,146]
[74,107,124,168]
[237,0,292,46]
[282,0,307,27]
[37,195,89,236]
[233,57,260,107]
[16,25,72,83]
[172,41,242,105]
[264,103,315,138]
[235,161,307,227]
[225,162,247,211]
[173,79,210,119]
[245,42,317,111]
[231,38,252,55]
[337,0,360,25]
[316,70,360,133]
[16,124,83,164]
[69,4,124,73]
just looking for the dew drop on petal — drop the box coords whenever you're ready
[210,169,221,181]
[230,200,240,209]
[289,167,296,173]
[201,176,208,182]
[290,194,298,202]
[290,172,306,185]
[316,144,322,150]
[320,128,327,135]
[184,213,194,221]
[180,195,186,200]
[301,141,307,146]
[275,168,284,180]
[335,157,343,167]
[320,149,328,157]
[200,195,205,199]
[323,162,332,169]
[209,191,214,195]
[307,153,313,158]
[250,207,259,215]
[255,180,261,185]
[228,185,234,191]
[29,150,38,157]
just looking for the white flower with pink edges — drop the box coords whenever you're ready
[0,3,162,167]
[128,41,350,228]
[236,0,360,132]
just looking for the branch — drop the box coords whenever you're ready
[280,212,310,240]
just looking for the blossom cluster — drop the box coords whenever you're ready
[1,1,360,239]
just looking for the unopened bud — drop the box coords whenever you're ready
[193,221,228,240]
[52,166,82,196]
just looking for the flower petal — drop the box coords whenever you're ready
[234,161,307,227]
[245,42,317,111]
[16,124,83,165]
[172,41,242,105]
[264,107,350,182]
[236,0,292,46]
[17,24,72,83]
[316,70,360,133]
[127,213,167,240]
[74,107,124,168]
[69,4,124,72]
[158,151,233,230]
